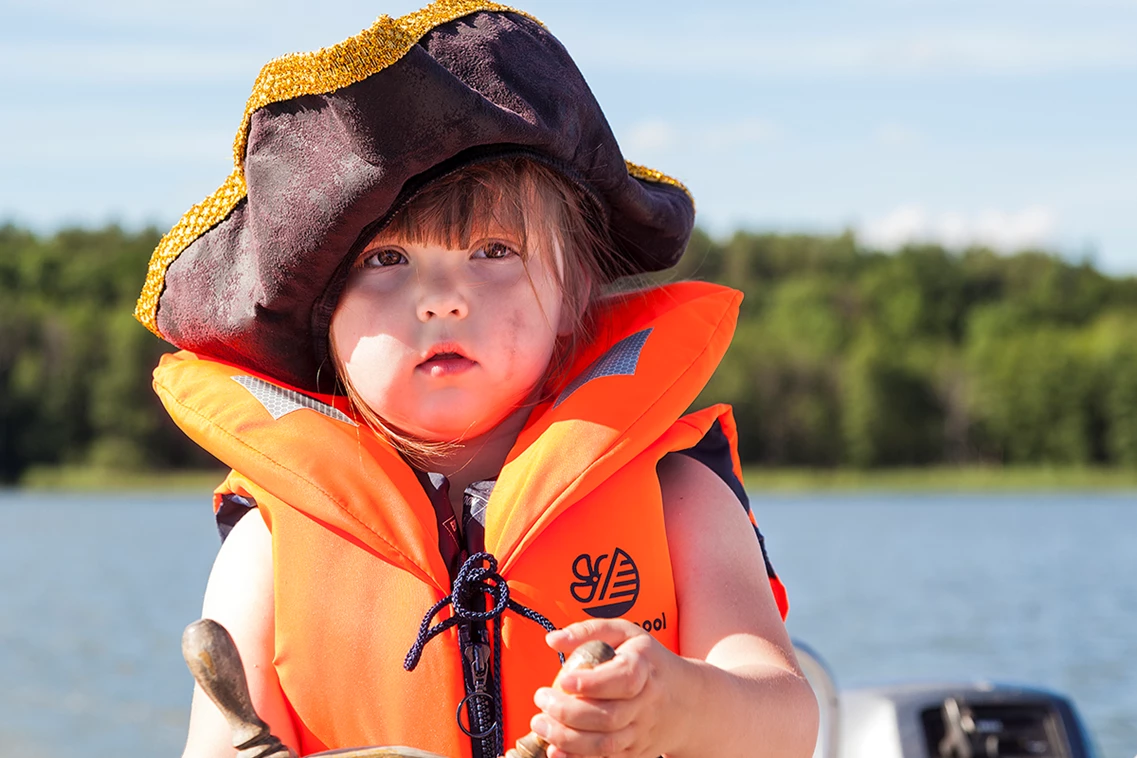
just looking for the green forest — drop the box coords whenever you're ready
[2,223,1136,484]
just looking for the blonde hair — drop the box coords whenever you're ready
[331,156,618,466]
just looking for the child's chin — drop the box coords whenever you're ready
[410,408,520,444]
[402,414,486,442]
[396,391,535,444]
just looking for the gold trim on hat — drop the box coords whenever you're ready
[134,168,247,335]
[135,0,689,337]
[626,161,694,206]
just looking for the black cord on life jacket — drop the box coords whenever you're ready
[404,552,561,758]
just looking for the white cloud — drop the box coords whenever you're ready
[873,123,923,148]
[0,42,265,84]
[874,0,1137,9]
[624,120,680,152]
[702,117,781,150]
[3,0,349,33]
[576,28,1137,78]
[0,120,234,166]
[9,4,1134,92]
[858,204,1058,252]
[621,117,779,156]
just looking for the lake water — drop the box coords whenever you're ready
[0,490,1133,758]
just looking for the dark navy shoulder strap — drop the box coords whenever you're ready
[670,420,778,581]
[216,493,256,541]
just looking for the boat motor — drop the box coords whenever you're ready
[793,642,1099,758]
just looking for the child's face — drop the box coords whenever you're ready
[330,227,566,442]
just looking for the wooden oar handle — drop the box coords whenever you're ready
[182,618,296,758]
[505,640,618,758]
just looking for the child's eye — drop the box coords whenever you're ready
[361,248,407,267]
[473,241,518,260]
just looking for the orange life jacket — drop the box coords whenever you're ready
[153,281,788,757]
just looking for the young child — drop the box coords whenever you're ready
[137,3,819,757]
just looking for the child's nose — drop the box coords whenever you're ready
[416,276,469,321]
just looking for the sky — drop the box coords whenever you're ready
[2,0,1135,272]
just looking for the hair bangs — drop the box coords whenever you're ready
[384,164,534,255]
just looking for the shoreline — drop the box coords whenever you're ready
[741,465,1137,492]
[9,464,1137,493]
[14,466,229,492]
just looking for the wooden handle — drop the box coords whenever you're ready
[504,640,617,758]
[182,618,296,758]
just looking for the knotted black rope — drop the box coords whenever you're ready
[404,552,560,757]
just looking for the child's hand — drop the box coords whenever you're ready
[530,619,688,758]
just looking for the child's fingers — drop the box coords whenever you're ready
[554,644,651,699]
[545,618,647,656]
[534,687,635,732]
[530,712,637,758]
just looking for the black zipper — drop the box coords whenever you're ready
[459,622,497,758]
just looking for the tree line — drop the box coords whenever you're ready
[1,223,1135,483]
[669,229,1137,468]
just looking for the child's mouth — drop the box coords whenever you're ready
[418,351,476,378]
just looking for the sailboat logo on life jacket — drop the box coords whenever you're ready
[570,549,640,618]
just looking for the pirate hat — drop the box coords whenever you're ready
[136,0,695,391]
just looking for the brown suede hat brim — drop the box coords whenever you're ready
[135,1,694,392]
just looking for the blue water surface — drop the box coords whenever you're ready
[0,490,1133,757]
